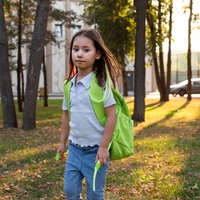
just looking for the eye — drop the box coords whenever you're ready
[84,49,89,53]
[72,47,79,52]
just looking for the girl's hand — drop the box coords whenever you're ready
[96,147,109,167]
[57,143,66,158]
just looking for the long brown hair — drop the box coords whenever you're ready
[66,28,120,88]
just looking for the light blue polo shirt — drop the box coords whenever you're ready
[62,72,116,147]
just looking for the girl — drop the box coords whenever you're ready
[57,28,120,200]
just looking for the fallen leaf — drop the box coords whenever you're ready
[191,183,198,190]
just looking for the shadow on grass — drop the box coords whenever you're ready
[0,100,66,199]
[0,129,65,199]
[0,128,59,157]
[130,100,200,199]
[0,148,56,174]
[175,126,200,199]
[129,119,200,199]
[0,148,65,199]
[145,100,166,111]
[138,100,191,132]
[126,98,166,111]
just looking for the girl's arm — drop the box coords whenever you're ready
[57,110,70,157]
[96,105,116,166]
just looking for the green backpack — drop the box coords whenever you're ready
[63,73,134,161]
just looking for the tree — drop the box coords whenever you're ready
[0,0,18,128]
[132,0,146,124]
[165,0,173,101]
[4,0,37,112]
[146,0,173,101]
[4,1,78,110]
[22,0,50,130]
[41,8,79,107]
[41,47,48,107]
[81,0,135,96]
[2,0,78,129]
[187,0,193,101]
[17,0,23,112]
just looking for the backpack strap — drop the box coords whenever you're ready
[63,79,72,119]
[89,74,106,126]
[63,74,107,126]
[111,87,131,117]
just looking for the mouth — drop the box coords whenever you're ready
[76,60,84,63]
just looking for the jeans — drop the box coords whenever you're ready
[64,142,110,200]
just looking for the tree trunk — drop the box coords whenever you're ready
[147,0,172,102]
[158,0,165,101]
[42,47,48,107]
[122,67,128,97]
[21,54,25,102]
[165,0,173,101]
[17,0,23,112]
[22,0,50,130]
[0,0,18,128]
[146,3,162,98]
[132,0,146,124]
[187,0,192,101]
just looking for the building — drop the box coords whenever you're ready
[11,0,156,96]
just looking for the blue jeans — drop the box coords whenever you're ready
[64,142,110,200]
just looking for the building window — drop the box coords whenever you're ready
[55,24,62,37]
[72,25,81,35]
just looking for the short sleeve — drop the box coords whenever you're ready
[62,94,68,110]
[103,86,116,108]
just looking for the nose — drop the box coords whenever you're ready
[77,50,83,57]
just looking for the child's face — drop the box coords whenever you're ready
[72,35,101,73]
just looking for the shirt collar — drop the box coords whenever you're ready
[71,71,94,90]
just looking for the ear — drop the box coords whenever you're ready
[96,50,101,60]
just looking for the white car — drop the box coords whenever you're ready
[170,78,200,96]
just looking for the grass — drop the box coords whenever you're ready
[0,98,200,200]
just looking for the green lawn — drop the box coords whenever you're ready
[0,98,200,200]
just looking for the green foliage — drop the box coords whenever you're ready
[49,8,78,26]
[182,1,200,32]
[80,0,135,66]
[0,98,200,199]
[3,0,10,12]
[3,1,79,70]
[146,0,171,56]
